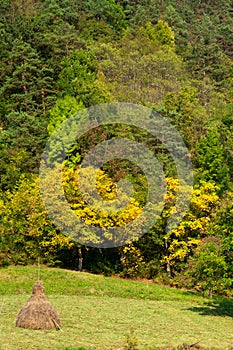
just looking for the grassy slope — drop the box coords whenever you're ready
[0,266,232,350]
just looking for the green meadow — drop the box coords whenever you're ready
[0,266,232,350]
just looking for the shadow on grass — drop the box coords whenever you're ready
[188,298,233,317]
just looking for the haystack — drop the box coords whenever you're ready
[16,280,61,330]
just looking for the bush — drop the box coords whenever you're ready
[0,253,10,267]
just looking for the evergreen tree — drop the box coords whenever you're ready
[0,39,55,117]
[195,128,231,192]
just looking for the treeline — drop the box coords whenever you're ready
[0,0,232,297]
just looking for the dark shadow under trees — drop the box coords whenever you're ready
[188,298,233,317]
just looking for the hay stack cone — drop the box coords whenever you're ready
[16,280,61,330]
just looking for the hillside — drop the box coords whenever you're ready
[0,266,232,350]
[0,0,232,297]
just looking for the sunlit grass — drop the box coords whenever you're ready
[0,265,232,349]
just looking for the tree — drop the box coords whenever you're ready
[162,181,220,276]
[0,38,55,116]
[0,147,29,192]
[57,49,112,106]
[0,0,39,43]
[80,0,126,40]
[164,4,188,54]
[93,29,183,105]
[0,110,48,191]
[62,166,143,247]
[117,0,161,27]
[186,237,228,297]
[184,12,232,92]
[211,198,233,288]
[195,128,231,192]
[30,0,82,59]
[163,86,209,152]
[0,111,47,175]
[47,95,84,135]
[0,175,74,265]
[140,20,175,49]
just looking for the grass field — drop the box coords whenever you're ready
[0,265,232,350]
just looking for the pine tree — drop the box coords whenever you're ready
[195,128,231,192]
[0,39,55,117]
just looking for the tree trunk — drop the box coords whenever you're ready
[166,261,172,278]
[41,89,46,116]
[164,239,172,277]
[65,41,69,58]
[77,247,83,272]
[22,72,28,112]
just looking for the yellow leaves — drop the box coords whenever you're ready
[0,198,5,216]
[163,237,200,264]
[139,21,175,49]
[165,177,179,204]
[62,166,142,230]
[2,174,74,259]
[163,180,220,266]
[190,217,211,232]
[122,243,146,277]
[191,181,220,215]
[42,234,74,250]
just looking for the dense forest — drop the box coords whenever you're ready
[0,0,232,297]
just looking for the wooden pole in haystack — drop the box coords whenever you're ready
[16,280,61,330]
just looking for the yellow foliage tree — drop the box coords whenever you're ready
[162,180,220,275]
[0,175,74,265]
[62,166,144,246]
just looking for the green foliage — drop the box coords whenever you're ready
[80,0,126,40]
[117,0,161,27]
[93,31,183,104]
[58,50,97,97]
[162,86,215,154]
[140,20,175,48]
[0,0,232,297]
[164,5,188,51]
[195,128,231,192]
[0,38,55,116]
[211,198,233,286]
[48,95,84,135]
[0,148,30,192]
[58,49,112,106]
[184,13,232,87]
[186,237,229,297]
[0,110,48,191]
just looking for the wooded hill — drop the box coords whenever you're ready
[0,0,232,296]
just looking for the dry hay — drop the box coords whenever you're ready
[16,280,61,330]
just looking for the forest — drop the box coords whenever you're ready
[0,0,232,297]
